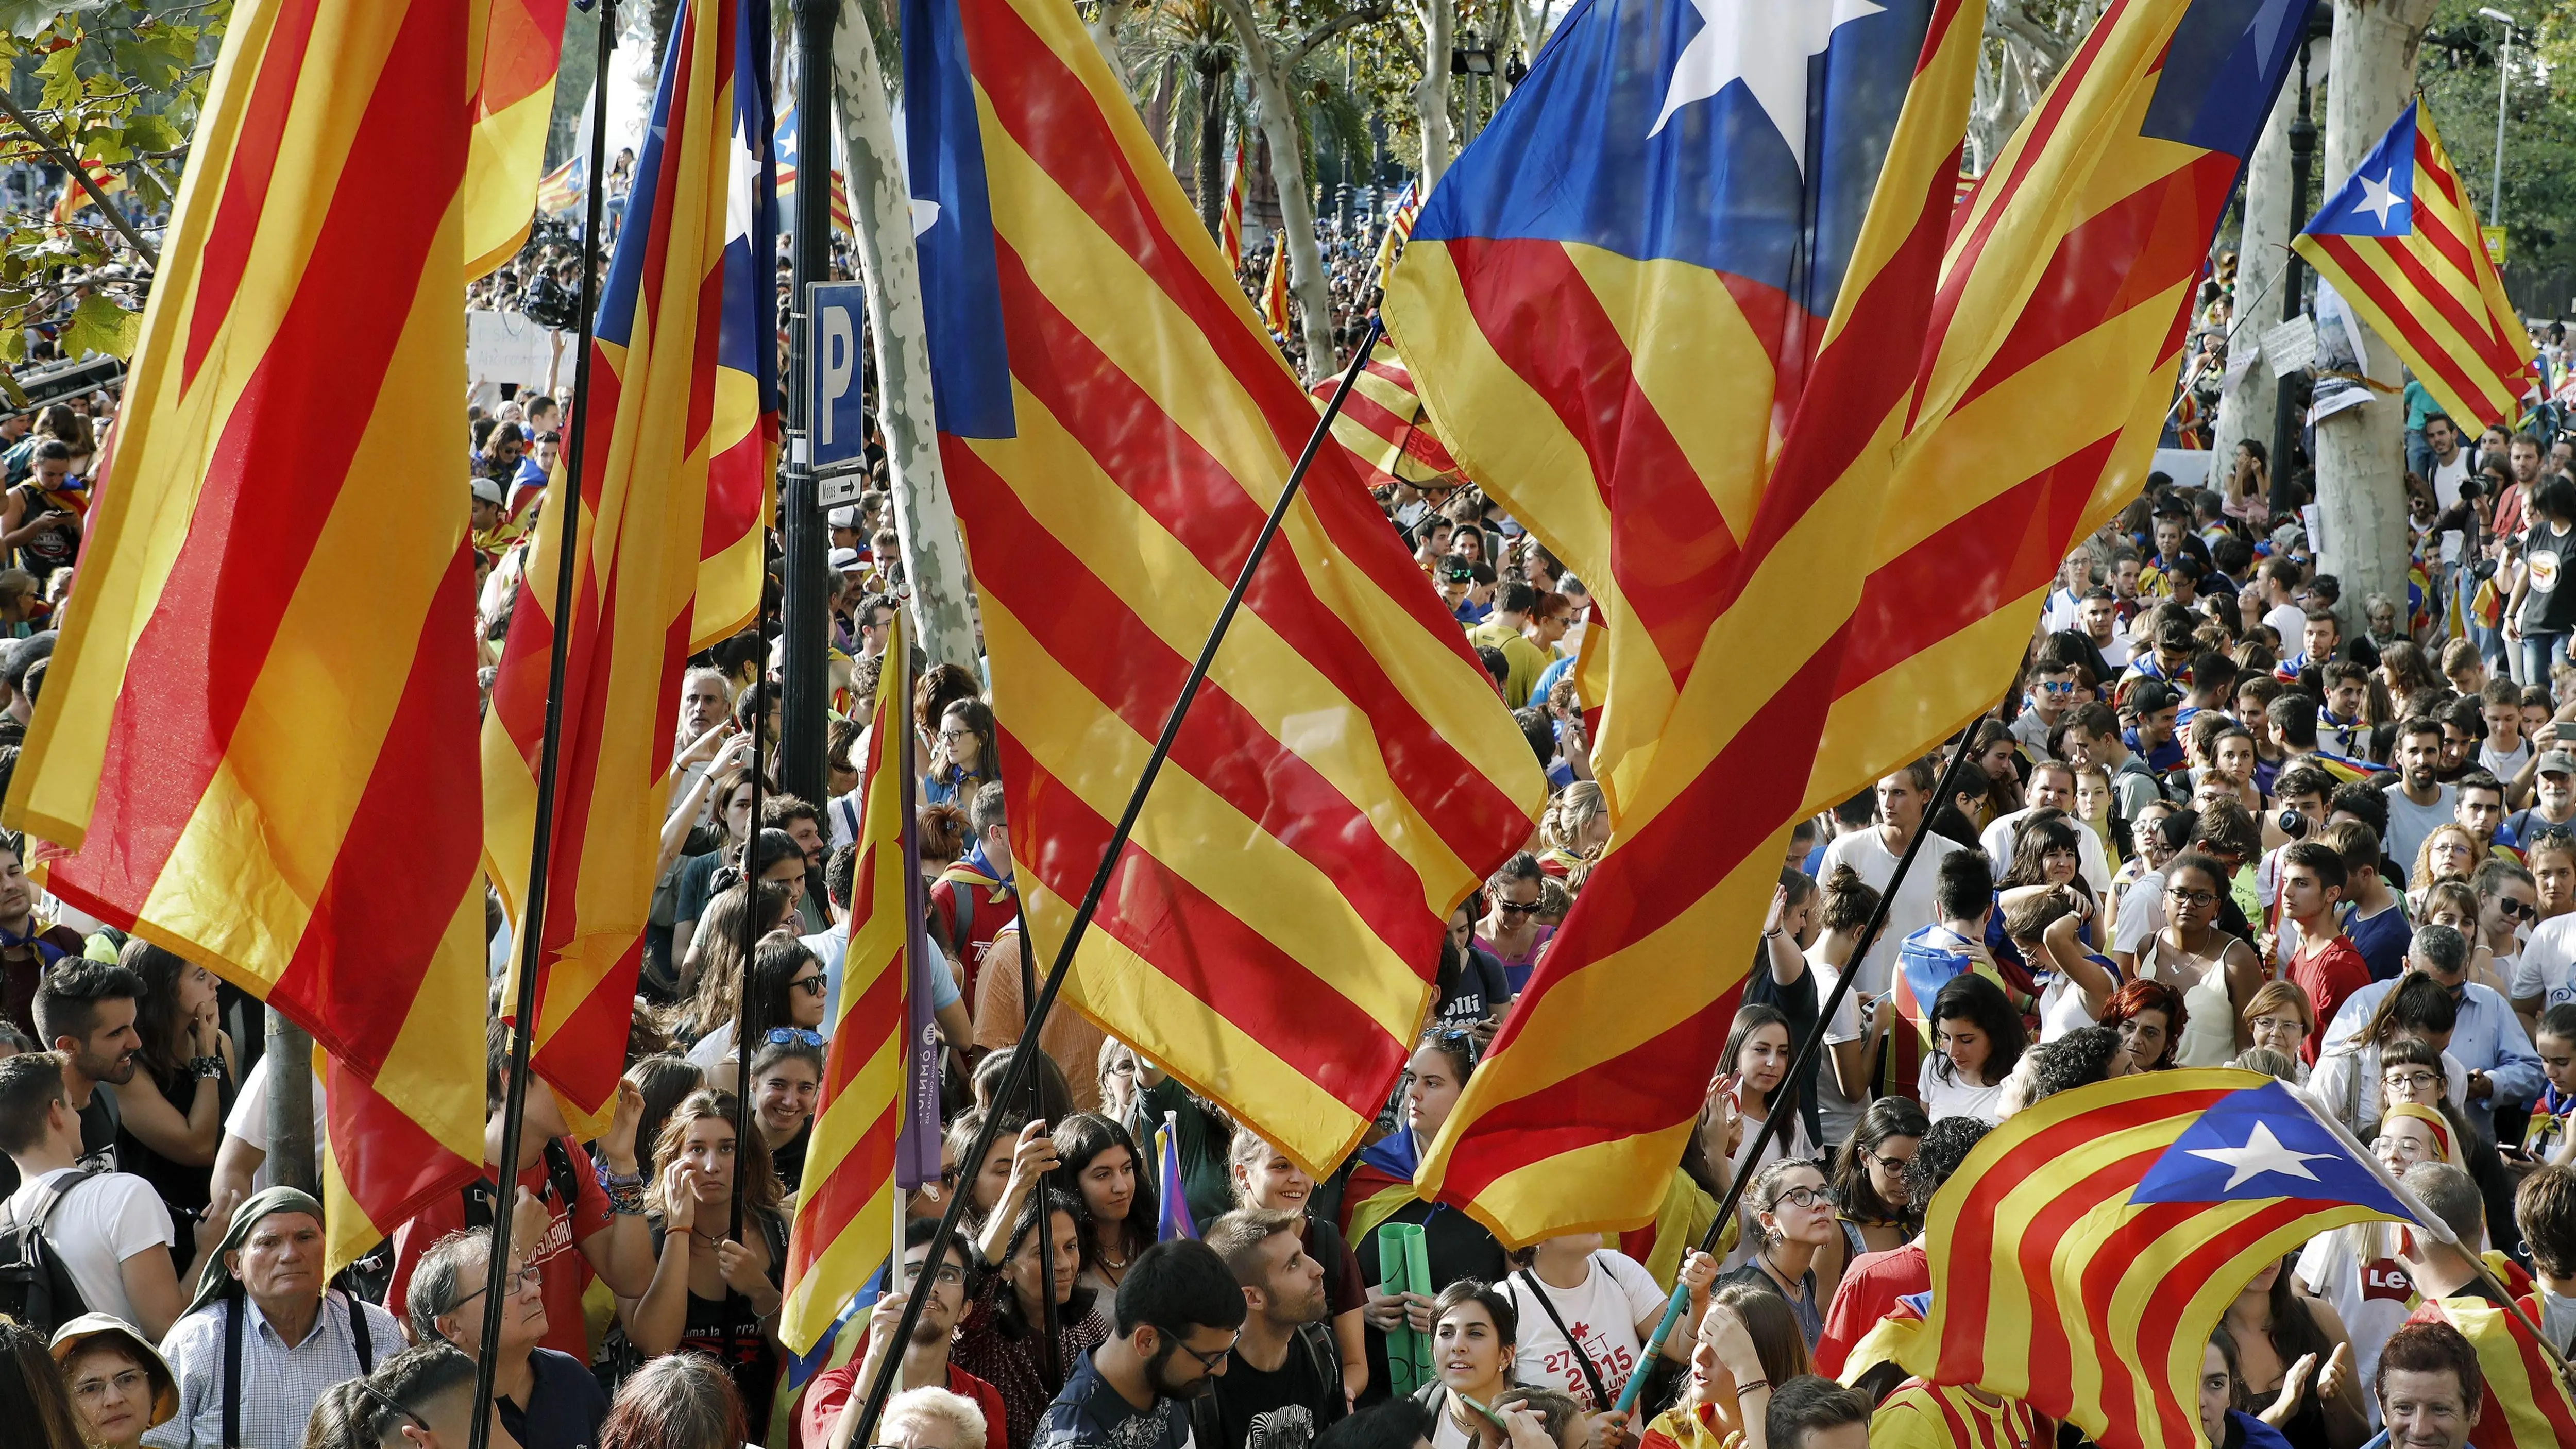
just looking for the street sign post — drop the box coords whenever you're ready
[808,280,869,505]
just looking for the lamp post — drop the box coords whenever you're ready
[1452,32,1495,138]
[2478,7,2515,228]
[2268,14,2327,522]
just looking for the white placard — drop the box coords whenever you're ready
[2301,503,2326,559]
[2261,316,2317,376]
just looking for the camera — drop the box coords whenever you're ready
[2277,808,2307,840]
[521,269,584,331]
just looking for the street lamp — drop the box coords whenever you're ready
[2479,7,2516,228]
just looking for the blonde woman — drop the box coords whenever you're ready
[2405,825,2485,918]
[1537,782,1608,876]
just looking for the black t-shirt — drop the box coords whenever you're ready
[1210,1328,1347,1449]
[2526,521,2576,633]
[499,1346,611,1449]
[1433,947,1511,1026]
[1742,956,1823,1146]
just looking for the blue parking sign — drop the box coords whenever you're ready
[808,281,868,474]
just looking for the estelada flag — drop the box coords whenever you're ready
[465,0,572,278]
[2293,100,2537,432]
[1308,337,1462,490]
[1901,1072,2420,1449]
[1384,0,1982,1242]
[902,0,1543,1173]
[484,0,760,1128]
[9,0,487,1272]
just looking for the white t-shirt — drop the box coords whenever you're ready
[2263,601,2309,646]
[2515,913,2576,1011]
[1499,1252,1668,1410]
[224,1054,329,1192]
[2112,870,2166,959]
[5,1167,171,1327]
[2430,452,2475,512]
[1806,953,1868,1146]
[2483,737,2534,781]
[1917,1058,2008,1126]
[2384,784,2459,871]
[1817,827,1963,999]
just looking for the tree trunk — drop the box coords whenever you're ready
[831,0,980,670]
[1088,0,1132,89]
[1196,55,1231,236]
[2212,82,2294,463]
[2313,0,2435,629]
[1215,0,1340,379]
[1414,0,1454,189]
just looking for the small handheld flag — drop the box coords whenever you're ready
[1220,139,1247,272]
[1157,1112,1197,1242]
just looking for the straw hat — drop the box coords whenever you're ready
[48,1313,179,1433]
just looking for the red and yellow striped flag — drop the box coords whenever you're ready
[6,0,486,1272]
[46,158,124,228]
[2292,99,2536,431]
[1383,0,1981,1240]
[465,0,571,279]
[781,615,911,1354]
[1374,180,1418,284]
[902,0,1544,1173]
[1261,236,1291,336]
[1307,337,1462,489]
[2408,1299,2576,1447]
[483,0,758,1128]
[1219,138,1246,272]
[693,4,782,649]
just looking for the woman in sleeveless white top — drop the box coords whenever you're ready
[2143,856,2262,1068]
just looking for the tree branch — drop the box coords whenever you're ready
[1986,0,2071,70]
[0,90,158,267]
[1285,2,1389,71]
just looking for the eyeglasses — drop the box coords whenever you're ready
[1866,1149,1917,1173]
[1766,1186,1830,1211]
[2164,888,2219,907]
[358,1382,429,1434]
[446,1261,545,1311]
[938,729,972,742]
[767,1027,827,1048]
[1161,1328,1239,1370]
[789,974,827,996]
[1105,1059,1136,1077]
[2383,1070,2442,1092]
[71,1367,151,1403]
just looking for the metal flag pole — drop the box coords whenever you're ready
[468,2,619,1444]
[1611,706,1996,1413]
[836,316,1389,1449]
[1006,879,1061,1392]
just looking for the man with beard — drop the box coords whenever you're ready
[810,1220,1010,1449]
[1035,1240,1247,1449]
[24,957,144,1185]
[1201,1210,1347,1449]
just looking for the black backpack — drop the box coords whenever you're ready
[0,1166,100,1333]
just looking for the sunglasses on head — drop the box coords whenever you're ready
[766,1027,826,1048]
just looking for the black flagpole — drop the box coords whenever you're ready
[836,318,1388,1449]
[468,2,620,1444]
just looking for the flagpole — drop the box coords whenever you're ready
[835,315,1389,1449]
[1609,695,2000,1414]
[469,3,619,1446]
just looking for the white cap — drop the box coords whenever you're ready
[469,476,505,505]
[829,547,863,572]
[828,505,860,529]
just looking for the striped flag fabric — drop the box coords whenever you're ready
[777,103,856,238]
[534,151,584,214]
[902,0,1545,1174]
[46,158,124,228]
[483,0,757,1129]
[782,612,912,1355]
[1824,0,2318,790]
[1899,1072,2421,1449]
[2292,99,2537,431]
[1307,337,1462,489]
[465,0,572,278]
[1382,0,1982,1241]
[2408,1298,2576,1447]
[1219,138,1246,272]
[1260,237,1291,336]
[1374,180,1418,284]
[6,0,486,1273]
[695,5,782,649]
[1156,1115,1198,1241]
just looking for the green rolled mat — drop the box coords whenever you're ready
[1378,1220,1434,1397]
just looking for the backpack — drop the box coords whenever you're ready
[0,1166,101,1333]
[462,1136,587,1231]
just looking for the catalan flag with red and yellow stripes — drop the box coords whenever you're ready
[1260,236,1291,337]
[465,0,571,278]
[7,0,487,1273]
[2292,99,2536,432]
[46,158,124,228]
[782,613,911,1355]
[1900,1072,2423,1449]
[1219,138,1246,272]
[2409,1298,2576,1447]
[1383,0,1982,1242]
[695,5,782,649]
[902,0,1544,1174]
[483,0,760,1128]
[1374,180,1418,284]
[1307,337,1462,489]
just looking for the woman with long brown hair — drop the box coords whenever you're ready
[616,1089,791,1428]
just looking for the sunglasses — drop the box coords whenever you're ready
[767,1027,827,1048]
[2496,897,2538,919]
[789,974,827,995]
[1496,899,1543,914]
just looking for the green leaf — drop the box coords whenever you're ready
[33,42,80,111]
[118,112,177,154]
[61,290,135,360]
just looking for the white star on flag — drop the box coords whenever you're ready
[1646,0,1885,159]
[2187,1121,2332,1192]
[2358,171,2406,228]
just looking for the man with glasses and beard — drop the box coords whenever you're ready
[810,1220,1009,1449]
[1035,1240,1248,1449]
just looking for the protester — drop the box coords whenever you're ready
[1229,1131,1368,1405]
[2,1312,85,1449]
[952,1185,1108,1448]
[404,1228,609,1449]
[616,1088,789,1428]
[1200,1209,1347,1449]
[1028,1239,1243,1449]
[597,1352,748,1449]
[50,1314,178,1449]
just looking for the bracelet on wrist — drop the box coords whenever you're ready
[187,1056,225,1080]
[595,1160,647,1189]
[1735,1379,1769,1396]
